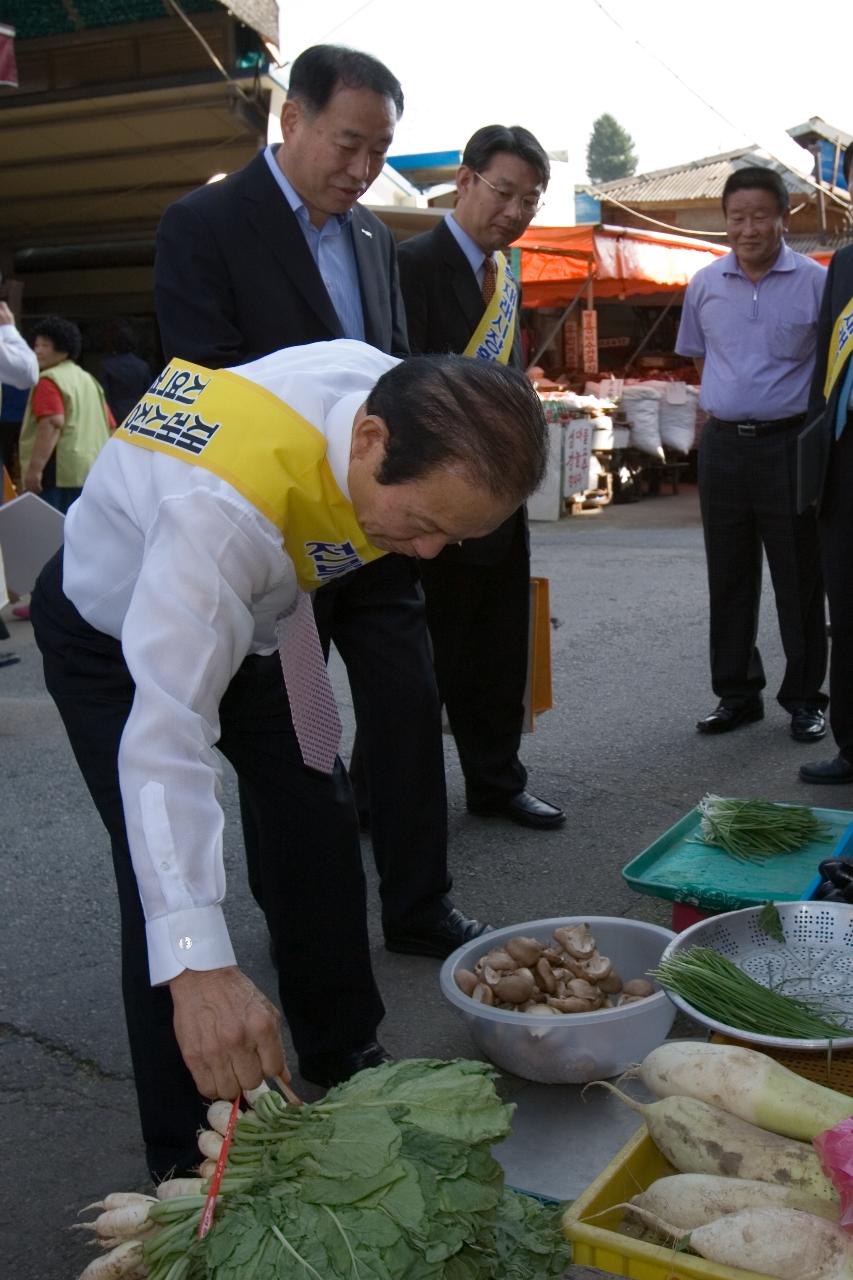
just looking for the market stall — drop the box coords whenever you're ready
[516,225,728,515]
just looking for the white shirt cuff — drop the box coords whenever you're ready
[146,905,237,986]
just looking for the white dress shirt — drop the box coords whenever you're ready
[0,322,38,389]
[63,340,398,985]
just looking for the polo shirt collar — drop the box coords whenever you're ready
[723,239,795,277]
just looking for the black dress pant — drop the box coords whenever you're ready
[418,511,530,807]
[31,551,384,1181]
[698,419,827,711]
[820,418,853,757]
[312,555,452,930]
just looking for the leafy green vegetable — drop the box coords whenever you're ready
[757,901,785,943]
[651,946,851,1039]
[693,794,833,863]
[144,1059,569,1279]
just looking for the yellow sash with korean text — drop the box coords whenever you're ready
[112,360,385,591]
[463,251,518,364]
[824,294,853,401]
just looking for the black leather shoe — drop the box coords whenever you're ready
[384,907,492,958]
[800,754,853,784]
[791,708,827,742]
[467,790,566,830]
[298,1039,391,1087]
[696,699,763,734]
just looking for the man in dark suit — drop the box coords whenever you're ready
[800,148,853,785]
[398,125,565,831]
[156,47,487,971]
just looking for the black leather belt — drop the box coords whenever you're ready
[712,413,807,436]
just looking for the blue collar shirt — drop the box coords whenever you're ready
[264,144,365,342]
[675,242,826,420]
[444,211,493,289]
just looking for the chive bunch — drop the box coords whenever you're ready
[651,947,851,1040]
[694,794,833,863]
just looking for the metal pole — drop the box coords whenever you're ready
[624,291,684,371]
[526,267,593,372]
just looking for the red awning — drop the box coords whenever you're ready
[515,223,729,306]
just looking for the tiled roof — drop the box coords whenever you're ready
[588,148,817,204]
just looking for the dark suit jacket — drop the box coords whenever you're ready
[806,245,853,509]
[155,149,409,367]
[397,218,525,566]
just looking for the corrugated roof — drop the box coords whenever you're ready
[788,117,852,150]
[589,148,817,204]
[787,231,853,255]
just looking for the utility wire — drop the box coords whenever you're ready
[163,0,258,110]
[588,0,850,214]
[584,188,728,237]
[320,0,380,41]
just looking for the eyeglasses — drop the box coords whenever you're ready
[474,172,544,216]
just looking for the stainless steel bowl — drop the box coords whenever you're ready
[659,901,853,1050]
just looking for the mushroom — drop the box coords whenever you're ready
[566,977,600,1003]
[482,964,503,987]
[455,969,478,997]
[598,971,623,995]
[622,978,655,998]
[471,982,494,1005]
[505,935,544,966]
[533,957,557,994]
[542,947,564,966]
[480,948,517,972]
[548,995,596,1013]
[580,951,613,983]
[617,993,647,1006]
[553,923,596,959]
[494,970,537,1004]
[560,955,589,979]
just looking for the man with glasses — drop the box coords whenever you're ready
[398,125,565,831]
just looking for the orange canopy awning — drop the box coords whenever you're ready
[515,223,729,307]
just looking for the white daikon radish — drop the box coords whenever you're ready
[81,1193,156,1213]
[78,1239,146,1278]
[630,1172,840,1228]
[690,1207,853,1279]
[595,1082,837,1203]
[636,1041,853,1141]
[155,1176,205,1200]
[196,1128,224,1161]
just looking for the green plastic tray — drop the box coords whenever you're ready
[622,803,853,912]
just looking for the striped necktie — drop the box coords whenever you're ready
[276,592,341,774]
[482,255,497,304]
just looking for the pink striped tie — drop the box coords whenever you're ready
[276,592,341,774]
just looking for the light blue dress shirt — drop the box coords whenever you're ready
[444,212,492,288]
[263,145,365,342]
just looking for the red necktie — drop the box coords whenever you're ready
[276,592,341,774]
[482,255,497,304]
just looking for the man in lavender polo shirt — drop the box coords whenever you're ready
[676,166,828,740]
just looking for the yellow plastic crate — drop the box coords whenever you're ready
[562,1126,777,1280]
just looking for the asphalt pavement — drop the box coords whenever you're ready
[3,482,848,1278]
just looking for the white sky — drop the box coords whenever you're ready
[278,0,852,183]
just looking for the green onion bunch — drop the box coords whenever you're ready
[651,946,851,1040]
[694,794,833,863]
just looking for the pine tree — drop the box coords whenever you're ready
[586,114,638,183]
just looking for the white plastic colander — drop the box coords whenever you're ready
[660,901,853,1050]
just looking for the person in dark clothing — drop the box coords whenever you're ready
[98,320,153,425]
